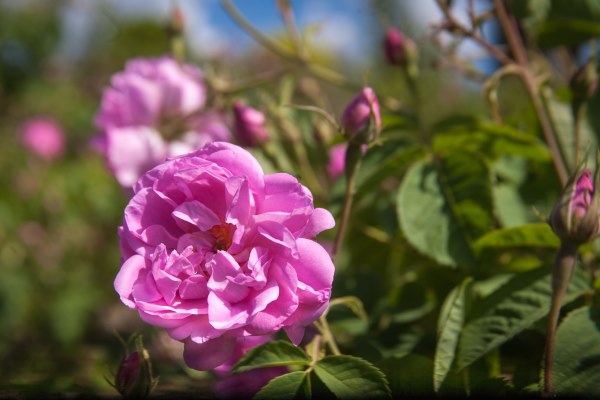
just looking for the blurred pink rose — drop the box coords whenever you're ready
[213,335,286,398]
[114,142,335,371]
[232,100,269,147]
[20,117,65,160]
[95,56,230,187]
[340,87,381,139]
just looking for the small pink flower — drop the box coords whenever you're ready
[20,117,65,160]
[232,101,269,147]
[340,87,381,140]
[213,336,286,398]
[114,142,335,370]
[383,27,405,66]
[95,56,230,187]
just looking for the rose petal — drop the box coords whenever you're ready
[183,335,237,371]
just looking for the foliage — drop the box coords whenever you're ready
[2,0,600,398]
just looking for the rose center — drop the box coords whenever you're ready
[209,223,235,251]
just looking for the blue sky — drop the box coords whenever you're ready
[20,0,501,72]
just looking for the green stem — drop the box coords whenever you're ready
[543,241,578,396]
[333,144,362,257]
[492,0,569,185]
[573,104,585,165]
[316,316,341,356]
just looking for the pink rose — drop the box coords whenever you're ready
[20,117,65,160]
[232,100,269,147]
[95,56,231,187]
[340,87,381,140]
[213,335,286,398]
[114,142,335,370]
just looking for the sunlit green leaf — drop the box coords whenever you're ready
[254,371,311,400]
[397,153,493,267]
[552,306,600,396]
[313,355,391,399]
[434,278,473,392]
[233,341,310,374]
[474,223,560,251]
[433,120,550,162]
[458,266,591,369]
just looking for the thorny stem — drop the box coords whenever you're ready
[315,316,341,356]
[221,0,403,110]
[209,68,288,95]
[435,0,513,65]
[276,0,309,62]
[492,0,569,185]
[543,242,578,396]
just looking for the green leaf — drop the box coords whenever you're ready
[537,19,600,47]
[544,96,597,170]
[254,371,310,400]
[432,120,550,162]
[233,340,310,374]
[397,152,493,267]
[313,355,391,399]
[457,266,591,369]
[474,223,560,251]
[552,306,600,396]
[434,278,473,392]
[355,143,425,202]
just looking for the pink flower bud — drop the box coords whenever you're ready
[550,169,600,244]
[383,27,405,66]
[20,117,65,161]
[340,87,381,143]
[114,349,155,399]
[232,101,269,147]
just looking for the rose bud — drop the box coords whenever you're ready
[383,27,405,66]
[340,87,381,145]
[232,100,269,147]
[383,27,419,74]
[114,340,157,399]
[550,168,600,245]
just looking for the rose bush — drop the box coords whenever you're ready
[94,56,230,187]
[114,142,335,370]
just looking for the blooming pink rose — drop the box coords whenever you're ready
[95,56,231,187]
[213,335,286,398]
[114,142,335,370]
[340,87,381,139]
[20,117,65,160]
[232,100,269,147]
